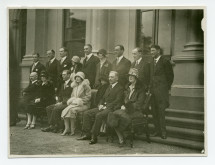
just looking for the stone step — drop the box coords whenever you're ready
[136,135,205,151]
[166,108,204,120]
[148,115,204,130]
[149,124,204,142]
[169,96,204,112]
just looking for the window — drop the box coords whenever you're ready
[137,10,174,58]
[64,9,87,58]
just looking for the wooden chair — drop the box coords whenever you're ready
[128,107,151,148]
[106,107,151,148]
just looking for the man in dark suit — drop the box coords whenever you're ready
[59,47,72,74]
[46,49,60,90]
[41,70,73,133]
[82,44,99,88]
[131,47,150,89]
[30,53,46,76]
[58,47,72,89]
[150,45,174,139]
[77,71,124,144]
[112,45,131,87]
[94,49,112,88]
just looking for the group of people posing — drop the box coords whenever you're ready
[18,44,174,147]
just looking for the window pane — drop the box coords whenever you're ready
[158,10,172,55]
[140,11,154,55]
[64,9,87,57]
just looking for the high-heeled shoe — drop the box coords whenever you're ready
[24,124,30,129]
[61,131,71,136]
[28,124,36,129]
[70,132,75,136]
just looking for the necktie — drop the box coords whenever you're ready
[83,57,87,66]
[135,61,138,67]
[154,59,157,67]
[64,83,66,90]
[116,58,120,65]
[60,59,64,65]
[48,61,51,67]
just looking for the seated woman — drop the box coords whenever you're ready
[25,71,55,129]
[61,72,91,136]
[107,68,146,147]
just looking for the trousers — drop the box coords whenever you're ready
[82,108,111,137]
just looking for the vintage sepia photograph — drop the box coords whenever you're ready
[8,7,205,157]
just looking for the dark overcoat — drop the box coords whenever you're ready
[112,56,131,87]
[94,60,112,88]
[46,59,60,88]
[82,55,99,88]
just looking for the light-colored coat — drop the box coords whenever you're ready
[61,79,91,118]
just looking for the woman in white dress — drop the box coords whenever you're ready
[61,72,91,135]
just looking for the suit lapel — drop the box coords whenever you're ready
[154,56,162,74]
[100,60,108,74]
[85,55,94,66]
[117,57,125,66]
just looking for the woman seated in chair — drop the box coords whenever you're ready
[107,68,146,147]
[61,72,91,136]
[25,71,55,129]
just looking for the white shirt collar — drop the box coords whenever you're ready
[111,82,118,88]
[154,56,161,63]
[100,59,107,67]
[31,80,37,84]
[61,56,67,63]
[129,84,135,90]
[65,79,70,85]
[117,55,123,63]
[50,57,56,64]
[136,57,142,65]
[86,53,93,61]
[34,61,39,66]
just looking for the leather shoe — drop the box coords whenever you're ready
[28,124,36,129]
[24,124,30,129]
[41,127,52,132]
[161,133,167,139]
[51,128,59,133]
[89,138,97,145]
[77,135,91,140]
[150,132,160,137]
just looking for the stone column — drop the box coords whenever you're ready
[173,10,204,61]
[183,10,204,52]
[86,10,109,52]
[171,10,204,111]
[20,9,48,88]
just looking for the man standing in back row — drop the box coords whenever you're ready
[150,45,174,139]
[131,47,150,89]
[46,49,60,90]
[30,53,45,76]
[82,44,99,88]
[112,45,131,87]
